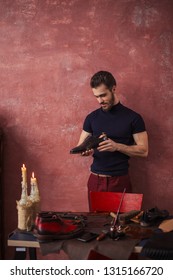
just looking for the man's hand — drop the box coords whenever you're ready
[97,139,117,152]
[97,131,148,158]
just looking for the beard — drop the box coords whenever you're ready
[101,93,115,111]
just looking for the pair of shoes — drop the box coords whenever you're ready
[34,212,85,242]
[70,133,107,154]
[140,207,169,227]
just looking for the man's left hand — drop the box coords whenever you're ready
[97,139,118,152]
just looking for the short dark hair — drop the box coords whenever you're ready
[90,71,116,90]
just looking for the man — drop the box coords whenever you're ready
[76,71,148,207]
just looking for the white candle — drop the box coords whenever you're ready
[30,172,40,201]
[31,172,37,184]
[21,164,27,185]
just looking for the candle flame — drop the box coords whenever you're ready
[32,172,35,178]
[22,164,26,168]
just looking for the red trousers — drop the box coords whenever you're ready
[87,173,132,210]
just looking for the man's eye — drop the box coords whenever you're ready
[96,94,106,98]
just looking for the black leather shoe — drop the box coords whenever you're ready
[70,134,107,154]
[140,207,169,227]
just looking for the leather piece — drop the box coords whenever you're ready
[159,219,173,232]
[39,214,140,259]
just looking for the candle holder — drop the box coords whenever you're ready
[29,181,40,226]
[17,165,41,231]
[16,200,33,231]
[19,182,28,205]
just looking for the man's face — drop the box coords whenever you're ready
[92,84,116,111]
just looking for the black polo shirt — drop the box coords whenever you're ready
[83,102,146,176]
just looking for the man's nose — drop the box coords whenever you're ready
[98,97,104,103]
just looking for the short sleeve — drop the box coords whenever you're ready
[83,114,93,133]
[132,114,146,134]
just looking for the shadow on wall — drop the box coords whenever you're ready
[0,115,42,259]
[0,113,88,260]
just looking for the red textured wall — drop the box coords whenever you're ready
[0,0,173,259]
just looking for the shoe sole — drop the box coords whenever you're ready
[34,228,84,242]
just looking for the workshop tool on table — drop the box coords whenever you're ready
[130,210,144,223]
[109,188,126,240]
[118,210,141,225]
[110,210,142,225]
[96,229,109,241]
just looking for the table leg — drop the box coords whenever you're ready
[14,247,37,260]
[29,248,37,260]
[14,247,27,260]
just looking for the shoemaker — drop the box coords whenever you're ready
[74,71,148,208]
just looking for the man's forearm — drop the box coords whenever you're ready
[115,143,148,158]
[97,135,148,158]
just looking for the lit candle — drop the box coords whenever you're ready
[21,164,27,185]
[30,172,40,201]
[31,172,37,185]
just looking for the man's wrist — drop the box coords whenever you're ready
[116,143,120,152]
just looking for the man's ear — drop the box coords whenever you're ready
[112,85,116,93]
